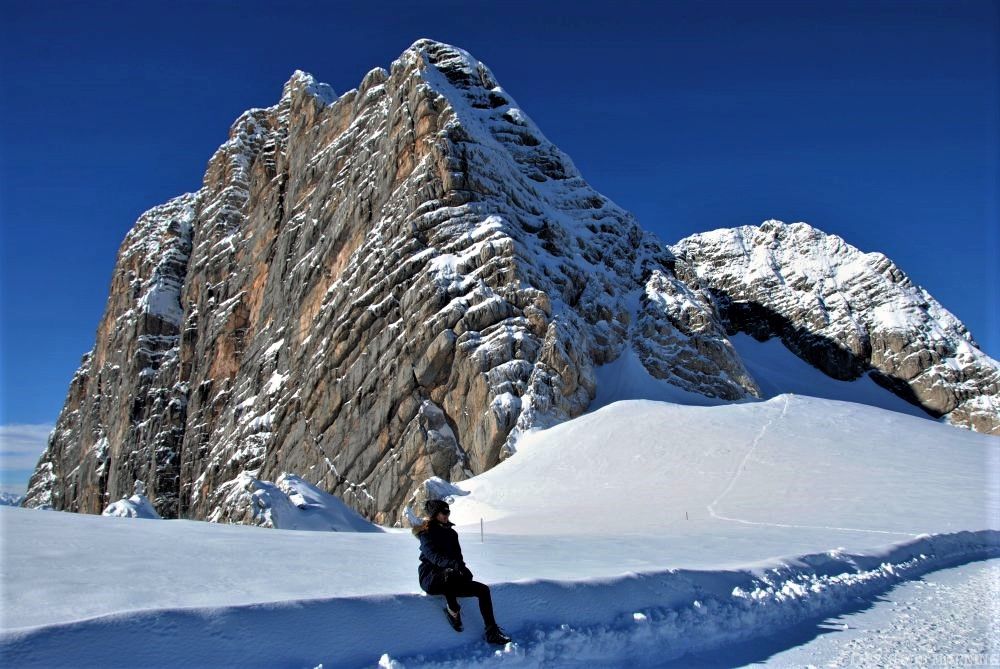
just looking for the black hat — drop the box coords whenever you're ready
[424,498,450,518]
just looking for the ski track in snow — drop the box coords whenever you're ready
[707,396,790,520]
[707,396,915,539]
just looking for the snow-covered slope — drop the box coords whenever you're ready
[4,396,997,667]
[729,333,931,419]
[449,396,997,539]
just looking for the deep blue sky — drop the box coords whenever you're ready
[1,0,997,438]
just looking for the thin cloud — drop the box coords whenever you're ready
[0,424,54,470]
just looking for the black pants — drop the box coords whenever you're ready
[434,580,497,628]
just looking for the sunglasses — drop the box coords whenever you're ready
[439,509,451,515]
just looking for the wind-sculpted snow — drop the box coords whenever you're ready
[208,472,380,532]
[101,481,161,519]
[672,220,1000,434]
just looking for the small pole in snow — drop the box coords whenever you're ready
[481,518,484,543]
[685,511,689,521]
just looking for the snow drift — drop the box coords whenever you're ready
[207,472,381,532]
[101,481,161,519]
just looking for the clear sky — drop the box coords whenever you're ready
[1,0,998,491]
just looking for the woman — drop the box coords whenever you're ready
[413,498,511,645]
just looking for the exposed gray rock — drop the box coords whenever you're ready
[24,41,754,524]
[672,220,1000,434]
[24,43,998,527]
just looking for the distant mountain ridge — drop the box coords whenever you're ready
[23,40,999,525]
[0,492,25,507]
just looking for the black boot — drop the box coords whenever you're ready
[444,607,463,632]
[484,625,511,645]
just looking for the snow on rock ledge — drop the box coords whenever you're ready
[101,481,161,519]
[208,472,381,532]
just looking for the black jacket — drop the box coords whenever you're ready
[416,519,470,593]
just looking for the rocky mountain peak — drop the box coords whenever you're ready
[673,220,999,433]
[281,69,337,106]
[23,43,998,527]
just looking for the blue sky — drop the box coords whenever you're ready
[1,0,997,491]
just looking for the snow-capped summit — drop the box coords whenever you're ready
[0,491,25,507]
[672,220,1000,434]
[23,42,999,528]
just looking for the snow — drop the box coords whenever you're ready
[0,492,24,507]
[591,346,727,410]
[257,473,382,533]
[744,559,1000,668]
[204,472,381,532]
[2,396,998,668]
[592,332,938,421]
[101,482,161,520]
[263,370,289,396]
[729,333,932,420]
[263,339,285,358]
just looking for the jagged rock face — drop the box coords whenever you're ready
[25,195,196,514]
[25,42,999,525]
[25,40,755,524]
[672,221,1000,435]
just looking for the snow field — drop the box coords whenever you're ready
[2,529,996,668]
[2,395,998,667]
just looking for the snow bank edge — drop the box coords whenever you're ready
[2,530,998,668]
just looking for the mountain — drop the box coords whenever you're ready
[23,40,999,524]
[672,221,1000,434]
[0,492,25,507]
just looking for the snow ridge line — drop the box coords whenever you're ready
[707,396,916,538]
[2,530,998,669]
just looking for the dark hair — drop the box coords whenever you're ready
[424,498,450,518]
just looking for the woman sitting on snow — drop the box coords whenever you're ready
[413,498,511,645]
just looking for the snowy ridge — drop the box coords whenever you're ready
[0,491,24,507]
[2,530,996,668]
[672,220,1000,434]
